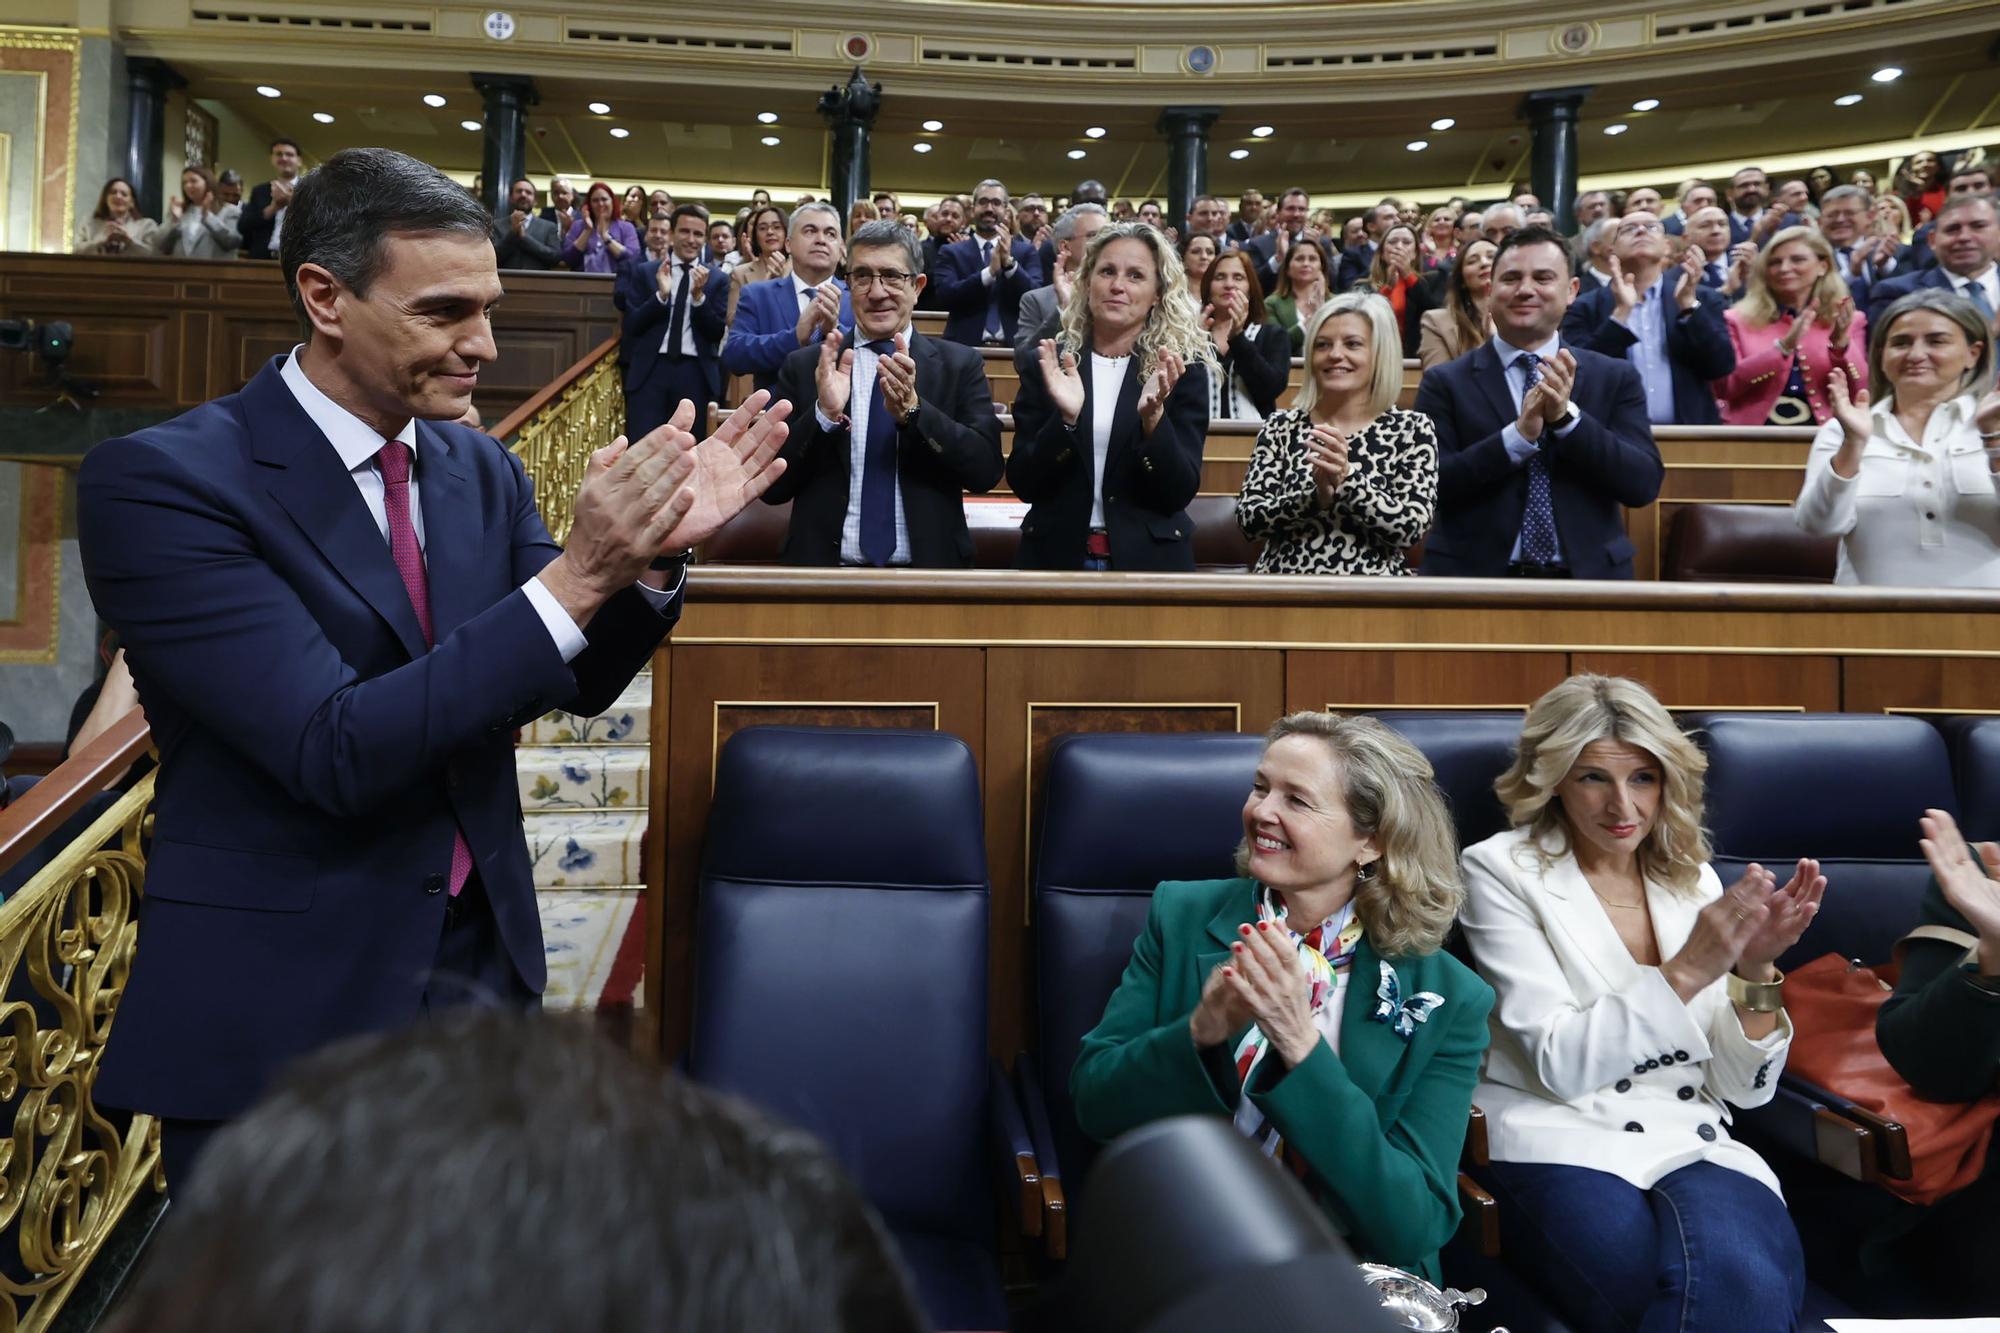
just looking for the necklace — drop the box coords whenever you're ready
[1588,885,1647,912]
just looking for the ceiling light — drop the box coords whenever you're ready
[460,119,483,132]
[1085,126,1107,139]
[1871,66,1902,82]
[912,142,932,153]
[609,126,630,139]
[1834,93,1865,106]
[761,136,781,146]
[757,111,778,124]
[1430,117,1455,131]
[1229,148,1250,160]
[1632,98,1660,112]
[312,111,334,124]
[256,85,281,98]
[921,119,944,132]
[1068,149,1087,160]
[423,93,447,108]
[587,101,611,115]
[1252,125,1274,137]
[1406,140,1429,152]
[1604,123,1630,135]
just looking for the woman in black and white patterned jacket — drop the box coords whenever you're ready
[1237,292,1439,576]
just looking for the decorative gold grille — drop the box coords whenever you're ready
[507,347,624,547]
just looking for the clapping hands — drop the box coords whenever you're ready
[1135,350,1186,435]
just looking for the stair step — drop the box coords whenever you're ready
[539,887,643,1012]
[517,746,649,813]
[524,810,645,887]
[521,674,652,745]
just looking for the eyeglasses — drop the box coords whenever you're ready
[1615,221,1665,237]
[848,268,916,291]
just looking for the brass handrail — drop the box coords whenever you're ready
[501,335,623,547]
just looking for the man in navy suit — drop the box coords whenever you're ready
[1415,225,1663,579]
[1866,193,2000,329]
[1243,188,1334,293]
[75,148,790,1185]
[619,203,727,441]
[1726,166,1770,247]
[720,201,851,393]
[932,178,1042,346]
[1560,211,1734,426]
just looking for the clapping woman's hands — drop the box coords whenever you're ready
[1662,863,1776,1002]
[1227,921,1318,1067]
[1735,858,1827,974]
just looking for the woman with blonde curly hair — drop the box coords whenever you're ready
[1009,221,1215,569]
[1458,674,1827,1333]
[1072,711,1494,1282]
[1713,225,1865,427]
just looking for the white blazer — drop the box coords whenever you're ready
[1459,826,1793,1196]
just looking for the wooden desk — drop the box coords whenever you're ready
[644,571,2000,1059]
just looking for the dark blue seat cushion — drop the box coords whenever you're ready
[1372,711,1524,852]
[1935,716,2000,842]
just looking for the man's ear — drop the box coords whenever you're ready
[292,262,346,346]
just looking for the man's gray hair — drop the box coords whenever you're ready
[1820,184,1872,209]
[1936,191,1998,226]
[973,178,1007,198]
[847,219,922,275]
[1052,203,1108,241]
[788,201,843,237]
[1580,216,1616,252]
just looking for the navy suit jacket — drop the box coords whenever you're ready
[1559,270,1734,426]
[932,235,1042,344]
[720,276,852,391]
[76,357,677,1120]
[1863,263,1965,330]
[1414,340,1663,579]
[619,256,727,405]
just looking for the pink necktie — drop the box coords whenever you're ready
[378,441,473,897]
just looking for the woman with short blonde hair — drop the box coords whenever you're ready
[1713,225,1865,426]
[1460,674,1827,1333]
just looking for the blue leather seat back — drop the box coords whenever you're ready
[1033,732,1266,1181]
[690,727,989,1240]
[1371,711,1524,853]
[1694,713,1955,971]
[1935,716,2000,842]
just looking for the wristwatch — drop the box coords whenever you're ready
[898,399,921,428]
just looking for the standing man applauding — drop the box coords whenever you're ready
[76,148,790,1187]
[934,178,1043,346]
[722,202,851,393]
[768,221,1003,566]
[619,203,727,441]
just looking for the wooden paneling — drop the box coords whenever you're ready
[1287,649,1569,711]
[1843,658,2000,716]
[1569,653,1840,712]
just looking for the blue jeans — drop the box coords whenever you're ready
[1483,1160,1804,1333]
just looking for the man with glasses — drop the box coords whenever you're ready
[767,220,1004,566]
[1560,210,1733,425]
[933,177,1043,347]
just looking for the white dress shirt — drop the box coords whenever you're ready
[1492,333,1584,563]
[1794,391,2000,587]
[1088,352,1130,529]
[278,348,678,660]
[654,255,709,357]
[1946,263,1999,313]
[812,327,914,565]
[267,175,298,252]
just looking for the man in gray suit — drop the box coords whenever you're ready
[493,177,562,271]
[1010,203,1108,377]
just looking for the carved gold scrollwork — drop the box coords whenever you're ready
[0,774,159,1329]
[509,350,625,548]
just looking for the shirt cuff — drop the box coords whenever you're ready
[815,404,844,432]
[981,265,997,288]
[633,568,684,611]
[1501,423,1540,464]
[522,576,588,663]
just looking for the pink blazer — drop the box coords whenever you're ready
[1711,307,1867,426]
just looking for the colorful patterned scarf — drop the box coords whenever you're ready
[1232,886,1363,1164]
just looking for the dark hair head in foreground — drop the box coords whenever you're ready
[108,1011,926,1333]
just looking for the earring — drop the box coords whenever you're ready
[1355,862,1377,883]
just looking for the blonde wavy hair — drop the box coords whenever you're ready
[1495,675,1712,896]
[1232,711,1464,958]
[1058,221,1216,379]
[1734,225,1852,330]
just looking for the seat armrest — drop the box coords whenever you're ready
[1735,1079,1879,1183]
[1456,1172,1500,1258]
[1779,1072,1908,1181]
[989,1056,1042,1239]
[1464,1103,1489,1167]
[1013,1054,1069,1261]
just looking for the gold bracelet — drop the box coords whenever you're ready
[1726,967,1785,1013]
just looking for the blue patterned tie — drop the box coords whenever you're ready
[858,340,899,566]
[1518,352,1560,565]
[1966,280,1994,319]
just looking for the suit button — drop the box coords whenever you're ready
[1673,1050,1689,1062]
[1645,1058,1659,1070]
[423,872,445,895]
[1625,1122,1645,1133]
[1615,1079,1632,1093]
[1677,1086,1695,1101]
[1633,1064,1647,1075]
[1105,492,1117,503]
[1057,449,1074,463]
[1698,1124,1718,1142]
[930,439,944,454]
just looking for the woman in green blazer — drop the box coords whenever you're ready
[1071,711,1494,1283]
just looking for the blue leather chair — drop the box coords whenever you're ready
[1371,711,1524,853]
[687,726,1027,1331]
[1935,716,2000,842]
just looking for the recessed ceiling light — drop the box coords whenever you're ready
[1872,66,1902,82]
[609,126,630,139]
[1632,98,1660,112]
[312,111,334,124]
[757,111,778,124]
[256,85,282,98]
[1834,93,1865,106]
[1430,117,1456,131]
[912,142,932,153]
[1067,148,1087,160]
[423,94,447,108]
[921,119,944,132]
[1085,126,1107,139]
[1229,148,1250,160]
[1252,125,1274,137]
[460,119,482,132]
[1604,123,1630,135]
[761,136,781,146]
[1406,140,1429,152]
[587,101,611,115]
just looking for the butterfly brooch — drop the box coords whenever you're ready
[1370,960,1445,1042]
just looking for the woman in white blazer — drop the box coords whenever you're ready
[1458,675,1827,1333]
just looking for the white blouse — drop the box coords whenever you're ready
[1794,392,2000,587]
[1087,352,1130,529]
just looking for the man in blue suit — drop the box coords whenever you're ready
[619,203,727,441]
[75,148,791,1185]
[1560,211,1734,426]
[931,178,1042,346]
[720,201,851,392]
[1866,193,2000,329]
[1414,225,1663,579]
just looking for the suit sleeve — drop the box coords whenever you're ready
[1222,323,1291,416]
[1235,416,1319,542]
[1793,419,1863,537]
[518,221,560,268]
[1004,240,1043,299]
[1004,355,1083,503]
[1418,365,1522,504]
[1417,312,1453,371]
[1671,294,1737,382]
[692,267,727,345]
[1560,294,1634,356]
[1012,291,1058,378]
[931,242,989,316]
[905,349,1004,493]
[1545,362,1664,507]
[1129,363,1208,513]
[1878,875,2000,1102]
[760,347,822,506]
[622,269,668,334]
[720,287,806,378]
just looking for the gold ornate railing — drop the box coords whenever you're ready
[497,334,623,547]
[0,709,160,1331]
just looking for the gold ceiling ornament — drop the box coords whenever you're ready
[508,343,624,548]
[0,771,161,1330]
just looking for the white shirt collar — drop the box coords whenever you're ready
[279,344,416,473]
[1495,330,1563,369]
[791,272,839,300]
[850,323,914,351]
[1949,264,1997,291]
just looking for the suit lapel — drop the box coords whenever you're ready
[1471,341,1519,430]
[1338,935,1411,1103]
[414,420,481,643]
[1198,879,1256,984]
[909,329,940,401]
[247,358,428,660]
[1539,840,1647,994]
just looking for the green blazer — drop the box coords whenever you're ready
[1265,295,1307,354]
[1070,877,1494,1281]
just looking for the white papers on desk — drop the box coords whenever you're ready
[962,497,1028,530]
